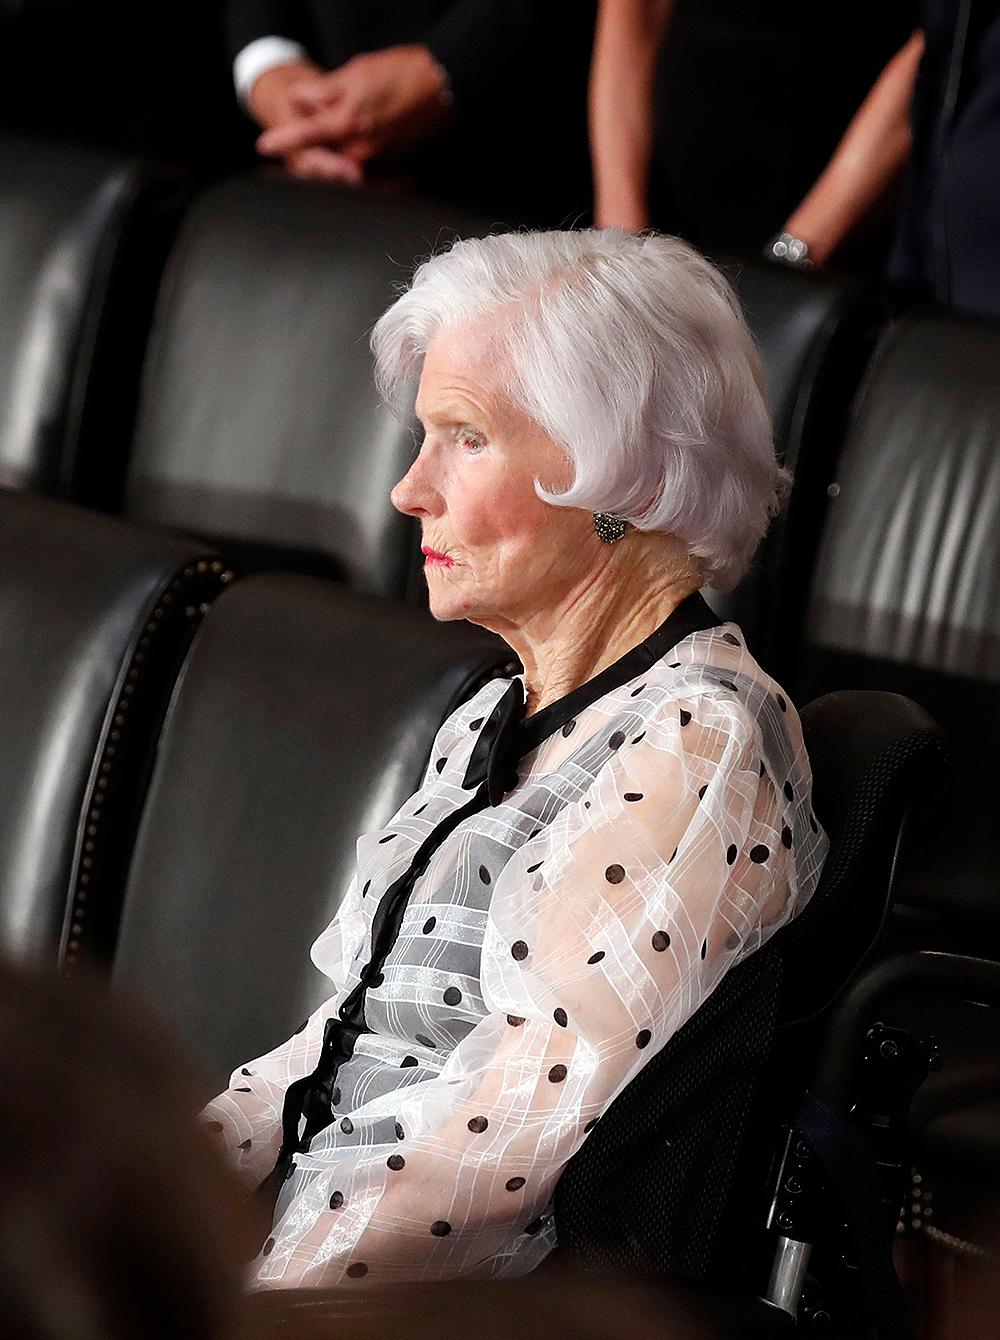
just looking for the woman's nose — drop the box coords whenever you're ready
[391,450,438,518]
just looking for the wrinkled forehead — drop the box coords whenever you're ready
[414,318,517,426]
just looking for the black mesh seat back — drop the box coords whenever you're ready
[797,315,1000,930]
[0,489,223,963]
[555,943,783,1290]
[0,135,183,502]
[704,262,884,676]
[124,176,493,596]
[776,690,945,1022]
[113,575,510,1086]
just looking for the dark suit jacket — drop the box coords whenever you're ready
[227,0,596,226]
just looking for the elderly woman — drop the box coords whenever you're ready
[204,228,829,1289]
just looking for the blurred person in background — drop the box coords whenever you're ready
[776,0,1000,322]
[202,227,829,1290]
[590,0,915,262]
[230,0,596,226]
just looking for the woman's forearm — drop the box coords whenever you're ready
[589,0,675,230]
[783,29,925,265]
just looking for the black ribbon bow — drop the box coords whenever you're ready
[462,678,526,805]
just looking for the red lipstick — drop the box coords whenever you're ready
[422,546,455,568]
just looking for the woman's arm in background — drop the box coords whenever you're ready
[589,0,674,230]
[781,29,925,266]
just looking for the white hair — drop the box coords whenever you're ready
[370,228,789,590]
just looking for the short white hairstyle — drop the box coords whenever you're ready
[371,228,789,590]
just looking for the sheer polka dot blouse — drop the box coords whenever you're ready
[203,593,829,1289]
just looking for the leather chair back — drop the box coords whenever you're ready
[707,262,885,677]
[0,490,227,964]
[0,135,185,506]
[798,314,1000,933]
[124,176,491,596]
[112,576,510,1085]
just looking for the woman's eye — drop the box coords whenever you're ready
[458,427,487,453]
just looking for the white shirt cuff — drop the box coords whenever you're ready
[233,36,310,109]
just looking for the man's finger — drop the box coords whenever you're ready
[288,75,344,113]
[287,148,365,185]
[257,108,358,155]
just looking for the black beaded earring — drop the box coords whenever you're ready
[593,513,629,544]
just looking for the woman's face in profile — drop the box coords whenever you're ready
[390,323,596,634]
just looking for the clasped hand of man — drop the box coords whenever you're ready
[250,44,454,185]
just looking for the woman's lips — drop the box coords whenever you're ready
[422,546,455,568]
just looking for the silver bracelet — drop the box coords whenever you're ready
[765,232,813,268]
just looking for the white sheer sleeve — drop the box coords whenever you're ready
[254,686,823,1287]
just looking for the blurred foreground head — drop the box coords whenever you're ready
[0,959,251,1340]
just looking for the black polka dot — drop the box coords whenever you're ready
[235,1086,251,1093]
[507,1015,525,1026]
[587,951,605,964]
[340,1118,354,1134]
[524,1219,544,1235]
[701,940,707,959]
[624,791,643,802]
[511,940,529,961]
[362,880,371,897]
[241,1067,252,1076]
[414,803,427,816]
[630,683,646,696]
[415,1033,436,1048]
[749,844,770,863]
[346,1263,368,1279]
[506,1177,526,1191]
[470,718,484,731]
[553,1007,568,1027]
[781,825,793,848]
[783,780,794,802]
[679,708,691,727]
[434,756,448,773]
[444,986,462,1006]
[479,865,491,884]
[468,1115,489,1133]
[810,813,819,833]
[548,1064,567,1083]
[369,972,384,988]
[332,1087,341,1105]
[759,760,767,778]
[329,1191,344,1210]
[632,732,646,744]
[431,1220,452,1237]
[636,1029,652,1049]
[669,662,682,669]
[651,930,671,952]
[262,1237,275,1256]
[584,1119,599,1133]
[395,1122,405,1141]
[584,801,591,809]
[239,1139,252,1151]
[562,720,576,738]
[206,1120,223,1133]
[527,861,542,873]
[605,864,625,884]
[293,1019,308,1035]
[401,1055,417,1067]
[669,847,677,863]
[423,917,436,934]
[608,730,626,750]
[698,784,708,800]
[378,833,396,844]
[726,844,738,865]
[718,678,738,691]
[387,1154,405,1171]
[722,633,740,646]
[777,694,787,712]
